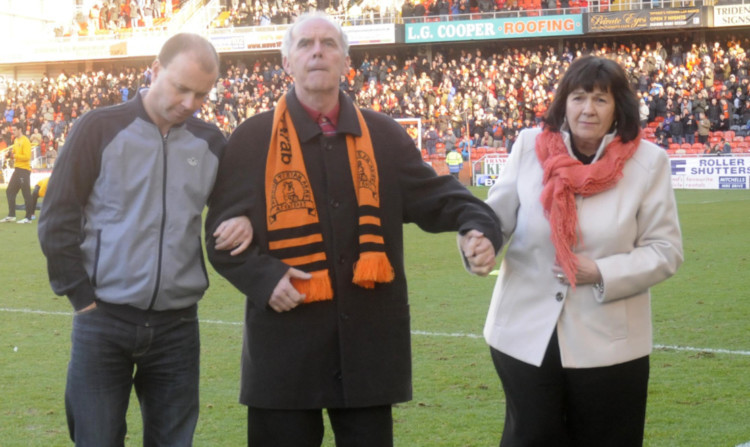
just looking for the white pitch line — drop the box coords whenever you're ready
[3,307,750,357]
[654,344,750,357]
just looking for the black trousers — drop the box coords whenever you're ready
[247,405,393,447]
[6,168,32,219]
[491,331,649,447]
[28,185,41,216]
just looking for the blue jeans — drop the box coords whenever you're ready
[66,307,200,446]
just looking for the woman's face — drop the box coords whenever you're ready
[565,86,615,152]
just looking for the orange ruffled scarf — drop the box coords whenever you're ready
[265,95,394,303]
[535,128,640,288]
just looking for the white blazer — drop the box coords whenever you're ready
[482,127,683,368]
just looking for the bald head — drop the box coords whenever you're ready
[158,33,219,75]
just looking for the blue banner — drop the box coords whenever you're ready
[405,15,583,43]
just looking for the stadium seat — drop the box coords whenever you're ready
[669,143,680,151]
[691,143,705,151]
[680,143,692,150]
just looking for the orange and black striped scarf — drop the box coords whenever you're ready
[266,95,394,303]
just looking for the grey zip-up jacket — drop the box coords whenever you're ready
[38,90,226,312]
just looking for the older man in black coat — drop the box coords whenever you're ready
[205,11,501,447]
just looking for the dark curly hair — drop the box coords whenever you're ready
[543,56,641,143]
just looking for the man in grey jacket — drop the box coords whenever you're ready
[38,33,251,446]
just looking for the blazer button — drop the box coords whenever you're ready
[334,371,343,381]
[324,143,333,151]
[555,292,564,302]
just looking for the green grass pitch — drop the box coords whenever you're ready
[0,186,748,446]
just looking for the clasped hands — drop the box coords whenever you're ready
[213,216,253,255]
[459,229,496,276]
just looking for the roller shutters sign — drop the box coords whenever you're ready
[670,156,750,190]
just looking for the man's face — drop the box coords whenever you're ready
[283,18,350,100]
[147,51,217,129]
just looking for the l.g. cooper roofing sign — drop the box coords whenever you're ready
[405,15,583,43]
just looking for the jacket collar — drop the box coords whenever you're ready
[135,88,188,135]
[285,87,363,143]
[560,123,616,163]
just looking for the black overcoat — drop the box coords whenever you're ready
[206,89,501,409]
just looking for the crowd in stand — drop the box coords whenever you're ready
[2,32,750,168]
[213,0,393,28]
[57,0,188,36]
[211,0,603,30]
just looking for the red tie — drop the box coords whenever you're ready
[318,115,336,137]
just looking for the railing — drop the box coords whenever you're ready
[53,0,209,44]
[46,0,750,44]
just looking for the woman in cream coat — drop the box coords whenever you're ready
[483,56,683,446]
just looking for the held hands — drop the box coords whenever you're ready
[214,216,253,256]
[268,268,313,313]
[459,229,496,276]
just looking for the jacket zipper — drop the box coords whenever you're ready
[147,132,169,312]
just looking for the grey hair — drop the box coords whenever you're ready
[281,11,349,60]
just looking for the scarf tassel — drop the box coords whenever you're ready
[353,252,395,289]
[292,270,334,303]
